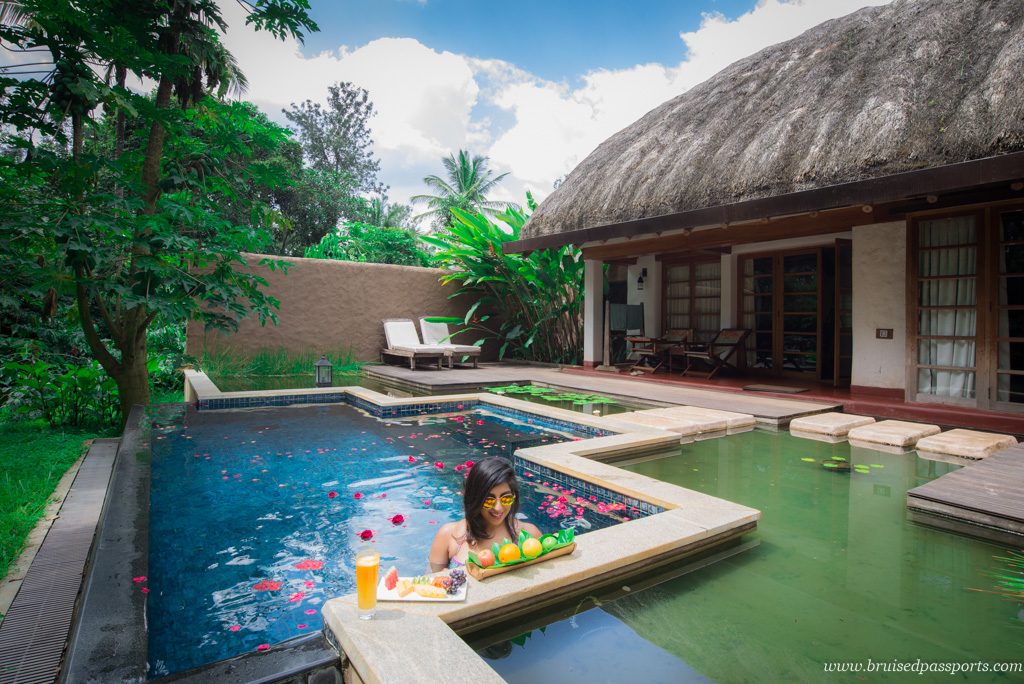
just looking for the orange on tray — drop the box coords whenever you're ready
[498,542,521,564]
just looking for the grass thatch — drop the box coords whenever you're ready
[525,0,1024,239]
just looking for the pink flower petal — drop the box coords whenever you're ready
[408,456,416,463]
[253,580,283,592]
[358,529,373,541]
[390,514,405,525]
[297,623,309,629]
[229,625,241,632]
[304,579,315,589]
[288,591,305,602]
[294,559,324,571]
[257,644,270,652]
[423,499,431,506]
[305,609,317,615]
[140,587,149,594]
[132,576,147,583]
[327,491,338,499]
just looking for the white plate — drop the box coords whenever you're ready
[376,576,468,602]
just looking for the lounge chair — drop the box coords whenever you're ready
[677,328,751,379]
[419,318,481,368]
[381,319,447,370]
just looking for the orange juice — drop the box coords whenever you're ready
[355,549,380,618]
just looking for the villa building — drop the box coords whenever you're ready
[507,0,1024,416]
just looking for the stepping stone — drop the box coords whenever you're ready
[915,429,1017,460]
[602,411,724,439]
[646,406,755,431]
[790,412,875,441]
[847,420,941,452]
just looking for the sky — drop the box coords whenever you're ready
[8,0,894,221]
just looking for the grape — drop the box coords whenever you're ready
[447,568,466,594]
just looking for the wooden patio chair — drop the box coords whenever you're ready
[677,328,751,379]
[381,319,447,370]
[419,318,481,368]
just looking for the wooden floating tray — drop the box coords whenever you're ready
[466,542,576,580]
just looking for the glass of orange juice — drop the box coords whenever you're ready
[355,547,380,620]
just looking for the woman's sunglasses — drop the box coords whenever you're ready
[482,493,516,509]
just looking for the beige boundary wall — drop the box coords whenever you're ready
[185,253,487,362]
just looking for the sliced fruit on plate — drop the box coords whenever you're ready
[384,566,398,591]
[396,578,414,597]
[414,584,448,599]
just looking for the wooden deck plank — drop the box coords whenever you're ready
[907,448,1024,533]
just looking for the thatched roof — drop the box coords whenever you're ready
[522,0,1024,243]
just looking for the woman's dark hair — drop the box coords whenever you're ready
[463,457,520,544]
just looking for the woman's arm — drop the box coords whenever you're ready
[522,521,542,539]
[427,522,454,573]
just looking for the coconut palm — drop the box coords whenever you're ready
[412,150,515,229]
[361,196,413,229]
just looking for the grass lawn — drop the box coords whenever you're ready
[0,387,182,590]
[0,417,104,585]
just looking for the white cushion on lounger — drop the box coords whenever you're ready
[419,319,481,353]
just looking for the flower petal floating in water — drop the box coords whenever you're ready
[464,460,474,468]
[353,492,363,500]
[288,592,305,602]
[229,625,241,632]
[294,559,324,571]
[132,576,147,583]
[408,456,416,463]
[140,587,149,594]
[455,464,463,472]
[253,580,282,592]
[327,491,338,499]
[390,514,405,525]
[297,623,309,629]
[305,579,315,589]
[434,462,444,469]
[257,644,270,652]
[423,499,431,506]
[358,529,374,541]
[304,609,317,615]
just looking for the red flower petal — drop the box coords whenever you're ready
[253,580,282,592]
[140,587,149,594]
[132,576,147,583]
[304,579,315,589]
[288,591,305,602]
[390,514,405,525]
[434,462,444,469]
[294,559,324,571]
[464,460,475,468]
[257,644,270,651]
[297,623,309,629]
[304,608,317,615]
[408,456,416,463]
[353,492,363,499]
[358,529,373,541]
[229,625,241,632]
[327,491,338,499]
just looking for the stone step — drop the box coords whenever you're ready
[790,412,875,442]
[915,428,1018,460]
[847,419,941,452]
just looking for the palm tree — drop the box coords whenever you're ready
[412,150,516,229]
[362,196,413,229]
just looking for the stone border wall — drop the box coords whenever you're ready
[185,253,489,362]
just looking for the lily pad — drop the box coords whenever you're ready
[801,457,816,463]
[830,456,848,462]
[822,462,838,469]
[870,464,884,468]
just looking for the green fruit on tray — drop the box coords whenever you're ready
[540,535,558,553]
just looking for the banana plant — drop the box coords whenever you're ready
[421,193,583,364]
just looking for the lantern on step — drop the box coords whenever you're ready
[314,355,333,387]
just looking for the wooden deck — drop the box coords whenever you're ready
[906,445,1024,547]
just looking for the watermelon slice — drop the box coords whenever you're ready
[384,566,398,591]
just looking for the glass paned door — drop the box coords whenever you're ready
[995,210,1024,406]
[914,216,977,401]
[664,264,691,331]
[742,257,773,369]
[781,252,819,374]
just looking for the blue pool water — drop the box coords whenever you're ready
[146,402,641,676]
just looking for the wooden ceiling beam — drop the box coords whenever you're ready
[582,206,888,261]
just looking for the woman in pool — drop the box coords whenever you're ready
[428,457,541,572]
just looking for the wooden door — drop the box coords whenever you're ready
[991,207,1024,411]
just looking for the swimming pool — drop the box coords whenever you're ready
[146,401,648,676]
[476,430,1023,683]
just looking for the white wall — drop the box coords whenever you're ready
[627,255,661,337]
[583,260,604,365]
[851,221,907,389]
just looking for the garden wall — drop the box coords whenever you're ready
[185,254,487,362]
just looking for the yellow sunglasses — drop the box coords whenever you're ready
[482,493,516,509]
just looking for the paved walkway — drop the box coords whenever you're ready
[365,364,840,427]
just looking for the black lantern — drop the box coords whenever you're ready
[637,267,647,291]
[314,355,333,387]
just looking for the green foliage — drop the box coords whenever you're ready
[284,81,383,193]
[0,0,317,423]
[412,150,515,229]
[0,414,100,586]
[198,347,361,377]
[304,222,429,266]
[422,194,584,364]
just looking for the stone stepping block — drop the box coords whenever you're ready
[646,406,755,431]
[604,411,723,438]
[915,429,1017,460]
[847,420,941,451]
[790,412,875,440]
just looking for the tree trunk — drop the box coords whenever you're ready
[111,330,150,424]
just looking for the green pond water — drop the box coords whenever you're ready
[480,430,1024,683]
